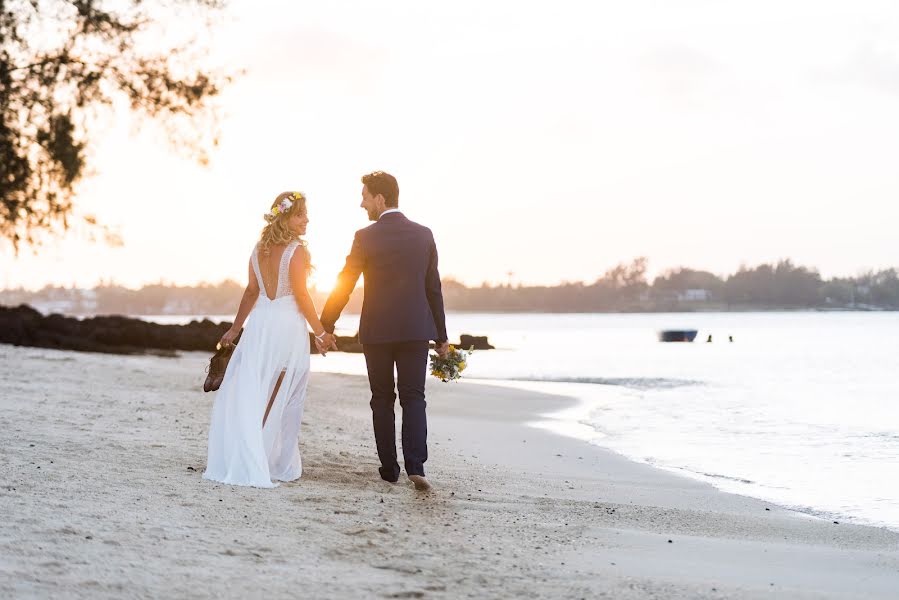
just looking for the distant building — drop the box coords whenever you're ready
[79,289,98,312]
[163,300,195,314]
[676,288,711,302]
[32,300,75,315]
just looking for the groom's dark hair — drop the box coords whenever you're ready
[362,171,399,207]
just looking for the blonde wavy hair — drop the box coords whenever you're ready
[258,191,312,273]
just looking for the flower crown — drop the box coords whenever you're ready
[264,191,304,223]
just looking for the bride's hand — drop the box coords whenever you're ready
[324,332,338,352]
[219,328,239,348]
[314,332,337,356]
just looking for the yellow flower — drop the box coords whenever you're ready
[448,345,455,352]
[458,361,466,371]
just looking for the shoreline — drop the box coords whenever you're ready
[428,376,863,520]
[2,344,899,598]
[468,376,899,533]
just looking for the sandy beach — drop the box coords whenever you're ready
[2,344,898,599]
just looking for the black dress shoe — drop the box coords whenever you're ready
[379,466,400,483]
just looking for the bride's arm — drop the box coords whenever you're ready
[220,259,259,347]
[289,249,329,343]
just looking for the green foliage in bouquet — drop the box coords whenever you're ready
[429,345,474,382]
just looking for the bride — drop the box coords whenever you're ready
[203,191,335,488]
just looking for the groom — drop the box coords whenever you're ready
[320,171,448,491]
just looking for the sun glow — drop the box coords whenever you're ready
[4,1,899,291]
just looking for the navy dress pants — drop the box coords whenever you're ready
[362,340,429,480]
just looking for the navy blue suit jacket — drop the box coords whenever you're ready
[321,212,448,345]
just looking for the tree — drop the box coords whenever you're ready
[858,268,899,308]
[597,256,648,290]
[652,267,723,298]
[819,280,853,305]
[725,260,821,307]
[1,0,229,251]
[587,257,649,309]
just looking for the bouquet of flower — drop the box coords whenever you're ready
[429,345,473,382]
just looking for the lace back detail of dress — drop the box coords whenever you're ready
[275,241,300,298]
[251,248,266,295]
[252,241,301,300]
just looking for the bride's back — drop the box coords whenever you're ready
[257,244,289,300]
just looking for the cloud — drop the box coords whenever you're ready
[636,45,725,103]
[237,26,388,93]
[821,46,899,95]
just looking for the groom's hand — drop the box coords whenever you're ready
[435,341,450,358]
[315,333,338,355]
[324,333,339,352]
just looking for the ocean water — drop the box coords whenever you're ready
[149,311,899,529]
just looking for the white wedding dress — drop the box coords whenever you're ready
[203,240,310,488]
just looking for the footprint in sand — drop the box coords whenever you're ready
[385,590,426,598]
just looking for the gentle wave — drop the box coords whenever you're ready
[680,468,756,486]
[473,375,702,390]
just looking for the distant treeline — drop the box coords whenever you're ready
[0,281,365,317]
[441,259,899,312]
[2,258,898,316]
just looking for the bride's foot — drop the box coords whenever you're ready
[408,475,432,491]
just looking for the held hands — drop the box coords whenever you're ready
[314,331,339,356]
[434,341,450,358]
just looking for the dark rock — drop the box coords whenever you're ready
[458,334,494,350]
[308,332,364,354]
[1,304,495,356]
[0,304,230,355]
[335,335,363,353]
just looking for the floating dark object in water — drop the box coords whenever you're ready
[658,329,698,342]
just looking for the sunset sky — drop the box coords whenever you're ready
[4,0,899,291]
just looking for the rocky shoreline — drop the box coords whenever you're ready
[0,305,493,356]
